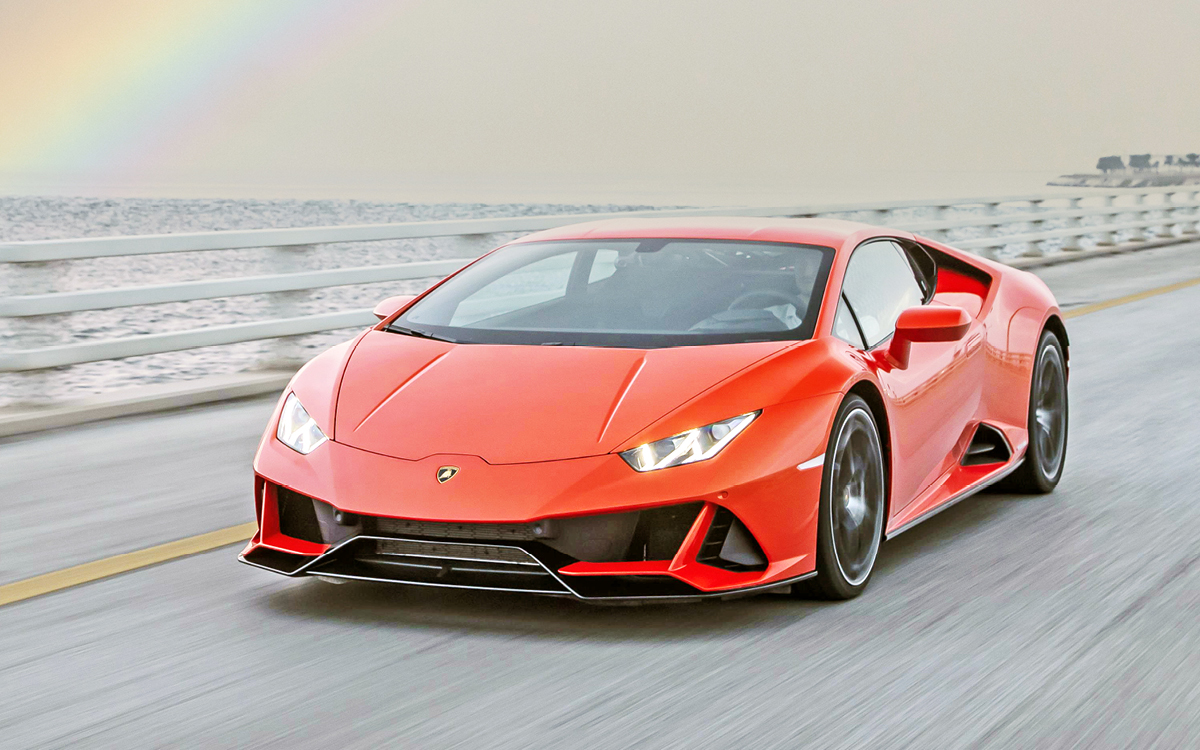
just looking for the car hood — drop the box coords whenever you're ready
[333,330,789,463]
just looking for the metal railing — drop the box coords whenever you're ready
[1,187,1197,381]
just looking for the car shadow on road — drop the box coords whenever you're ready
[263,574,817,642]
[873,490,1041,575]
[261,490,1043,642]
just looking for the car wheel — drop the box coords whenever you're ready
[805,394,886,600]
[1000,330,1068,494]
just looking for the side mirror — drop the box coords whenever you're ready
[886,305,971,369]
[373,295,416,321]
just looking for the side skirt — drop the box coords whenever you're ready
[884,457,1025,539]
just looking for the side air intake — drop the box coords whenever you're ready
[962,423,1012,466]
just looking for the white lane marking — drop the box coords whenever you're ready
[797,454,825,471]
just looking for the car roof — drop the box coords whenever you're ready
[511,216,886,249]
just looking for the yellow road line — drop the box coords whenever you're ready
[3,273,1199,609]
[1064,276,1200,318]
[0,522,256,607]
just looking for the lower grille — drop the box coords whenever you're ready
[376,539,534,564]
[308,537,571,595]
[366,503,703,564]
[372,517,538,541]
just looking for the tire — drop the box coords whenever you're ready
[803,394,887,600]
[999,330,1068,494]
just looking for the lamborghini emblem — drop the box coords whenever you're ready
[436,466,460,483]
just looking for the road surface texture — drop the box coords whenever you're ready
[1,242,1199,748]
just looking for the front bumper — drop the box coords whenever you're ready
[240,486,815,601]
[241,394,836,601]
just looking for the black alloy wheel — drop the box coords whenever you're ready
[805,394,886,600]
[1000,330,1068,494]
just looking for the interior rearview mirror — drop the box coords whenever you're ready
[887,306,971,369]
[373,295,416,321]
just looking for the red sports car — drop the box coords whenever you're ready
[240,217,1068,601]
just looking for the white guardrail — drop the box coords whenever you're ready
[1,188,1197,376]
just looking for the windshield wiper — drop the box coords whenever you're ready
[387,324,458,344]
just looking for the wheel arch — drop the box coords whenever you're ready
[845,379,894,523]
[1043,313,1070,372]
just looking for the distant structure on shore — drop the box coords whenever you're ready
[1050,153,1200,187]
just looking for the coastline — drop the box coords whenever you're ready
[1050,173,1200,188]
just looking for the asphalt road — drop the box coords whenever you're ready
[2,242,1199,748]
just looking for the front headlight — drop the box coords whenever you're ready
[276,393,328,454]
[619,411,759,472]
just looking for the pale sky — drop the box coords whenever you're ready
[1,0,1197,204]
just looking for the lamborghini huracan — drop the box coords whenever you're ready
[240,217,1068,601]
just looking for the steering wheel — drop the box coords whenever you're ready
[727,290,797,311]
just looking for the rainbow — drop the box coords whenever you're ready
[0,0,390,188]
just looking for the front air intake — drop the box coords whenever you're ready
[623,502,704,562]
[276,487,324,543]
[696,507,768,572]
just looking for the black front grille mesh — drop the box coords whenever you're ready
[375,539,534,564]
[323,538,570,594]
[372,516,538,541]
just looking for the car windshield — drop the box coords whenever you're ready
[392,238,835,347]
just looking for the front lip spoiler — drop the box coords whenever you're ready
[239,535,814,603]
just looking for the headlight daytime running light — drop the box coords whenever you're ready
[620,411,760,472]
[276,393,328,454]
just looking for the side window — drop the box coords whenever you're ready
[832,295,865,348]
[840,240,925,348]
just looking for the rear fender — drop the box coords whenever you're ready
[1003,305,1065,432]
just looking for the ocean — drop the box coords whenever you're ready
[0,192,1161,406]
